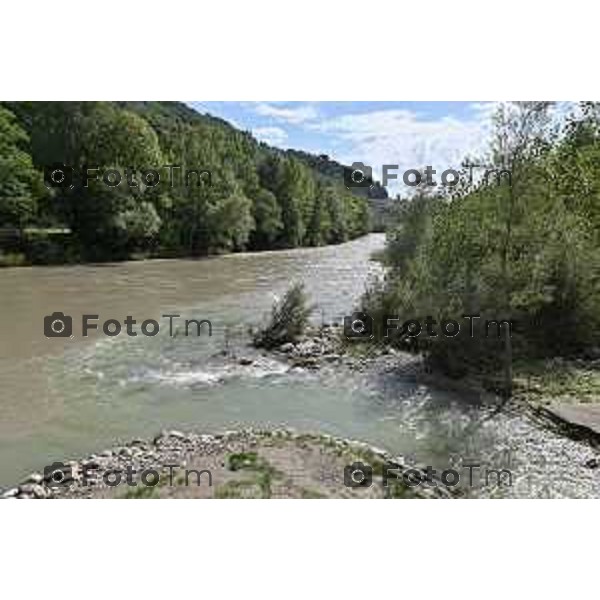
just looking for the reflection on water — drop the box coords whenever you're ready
[0,234,598,496]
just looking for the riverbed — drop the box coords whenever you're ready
[0,234,598,496]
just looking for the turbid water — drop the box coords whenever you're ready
[0,234,598,496]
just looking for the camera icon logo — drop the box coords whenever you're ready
[343,311,374,339]
[44,461,73,488]
[344,462,373,488]
[44,163,74,189]
[44,312,73,338]
[344,162,373,189]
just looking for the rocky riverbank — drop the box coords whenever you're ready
[0,325,455,500]
[2,428,456,499]
[5,326,598,499]
[239,323,424,375]
[512,356,600,446]
[256,325,600,452]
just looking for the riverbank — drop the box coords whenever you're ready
[253,324,600,450]
[2,428,455,499]
[512,357,600,447]
[3,323,600,498]
[0,232,376,269]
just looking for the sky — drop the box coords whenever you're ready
[186,101,499,193]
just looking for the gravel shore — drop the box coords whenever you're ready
[2,428,456,499]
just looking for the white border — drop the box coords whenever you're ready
[2,501,598,599]
[2,1,598,99]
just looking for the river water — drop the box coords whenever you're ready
[0,234,598,496]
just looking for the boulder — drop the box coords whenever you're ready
[24,473,44,485]
[279,342,295,353]
[19,483,47,499]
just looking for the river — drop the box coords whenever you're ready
[0,234,598,496]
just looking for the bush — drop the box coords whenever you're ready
[253,283,313,349]
[23,231,79,265]
[0,251,28,267]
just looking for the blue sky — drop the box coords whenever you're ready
[187,101,497,192]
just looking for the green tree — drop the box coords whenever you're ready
[81,106,163,168]
[113,200,161,254]
[207,190,254,252]
[250,188,283,249]
[369,102,600,392]
[0,106,37,228]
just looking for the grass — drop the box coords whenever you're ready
[514,358,600,405]
[122,468,171,498]
[299,487,327,499]
[215,479,263,499]
[123,483,160,499]
[227,451,260,471]
[224,452,283,498]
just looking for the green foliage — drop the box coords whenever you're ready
[0,101,372,263]
[206,190,254,252]
[370,102,600,387]
[0,106,37,227]
[250,188,283,248]
[81,106,163,168]
[227,452,260,471]
[0,251,27,267]
[253,283,314,349]
[224,452,281,498]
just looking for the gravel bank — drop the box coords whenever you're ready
[2,428,457,499]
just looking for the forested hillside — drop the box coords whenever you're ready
[0,101,372,264]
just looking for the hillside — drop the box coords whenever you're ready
[0,101,377,264]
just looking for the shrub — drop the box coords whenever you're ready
[0,251,28,267]
[253,283,313,349]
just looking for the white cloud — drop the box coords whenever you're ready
[252,126,288,147]
[254,102,318,124]
[311,105,497,194]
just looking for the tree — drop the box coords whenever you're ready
[113,200,161,254]
[305,193,330,246]
[487,102,554,395]
[0,106,37,228]
[207,190,254,252]
[368,102,595,391]
[81,106,163,168]
[0,100,374,261]
[324,187,348,243]
[250,188,283,249]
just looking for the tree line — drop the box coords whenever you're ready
[0,101,372,264]
[363,102,600,394]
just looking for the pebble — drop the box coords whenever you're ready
[19,484,47,498]
[24,473,44,484]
